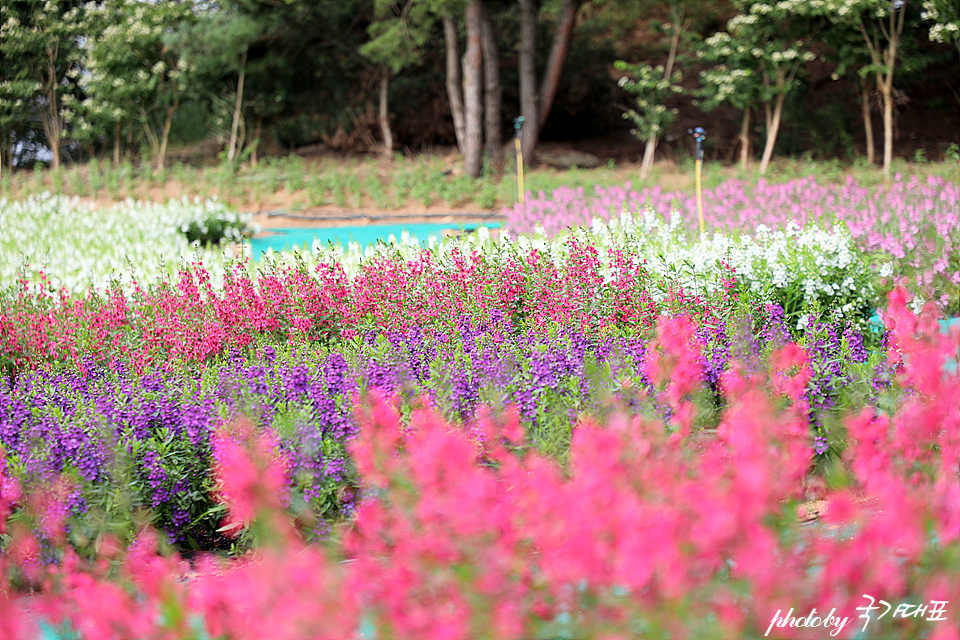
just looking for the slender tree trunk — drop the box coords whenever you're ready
[639,20,682,180]
[759,93,785,175]
[141,105,160,164]
[519,0,539,163]
[859,7,904,179]
[882,7,904,178]
[8,127,13,171]
[228,50,247,163]
[663,19,681,80]
[0,125,7,179]
[42,50,62,170]
[640,135,657,179]
[879,74,894,177]
[237,109,246,158]
[251,115,262,168]
[42,103,62,170]
[48,131,61,170]
[480,1,502,169]
[443,12,467,154]
[739,108,752,166]
[537,0,582,130]
[379,72,394,158]
[157,101,178,171]
[113,121,121,165]
[463,0,484,178]
[3,125,12,176]
[860,76,875,165]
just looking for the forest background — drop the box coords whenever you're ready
[0,0,958,187]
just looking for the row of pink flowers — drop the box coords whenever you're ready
[4,240,728,372]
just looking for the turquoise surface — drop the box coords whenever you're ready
[248,222,501,255]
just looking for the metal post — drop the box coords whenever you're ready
[688,127,706,236]
[514,116,525,204]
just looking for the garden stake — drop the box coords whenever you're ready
[514,116,525,204]
[689,127,706,236]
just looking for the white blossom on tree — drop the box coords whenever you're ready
[697,1,819,174]
[79,0,197,170]
[922,0,960,55]
[0,1,89,169]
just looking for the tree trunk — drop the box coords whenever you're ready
[519,0,539,163]
[379,72,394,158]
[480,1,502,169]
[859,6,905,179]
[45,119,61,170]
[7,126,14,173]
[141,105,160,165]
[463,0,484,178]
[640,134,657,179]
[157,101,178,171]
[113,121,121,165]
[759,93,785,175]
[639,19,682,180]
[237,108,247,158]
[738,108,752,166]
[882,6,904,178]
[228,50,247,163]
[42,99,62,170]
[538,0,581,130]
[4,126,12,175]
[879,75,893,177]
[251,115,262,168]
[860,76,875,165]
[443,12,467,154]
[42,51,62,170]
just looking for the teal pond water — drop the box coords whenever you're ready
[248,222,501,255]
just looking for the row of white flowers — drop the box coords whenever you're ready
[0,193,252,293]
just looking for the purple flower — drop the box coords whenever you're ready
[141,450,169,508]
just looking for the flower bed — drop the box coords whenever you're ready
[1,290,957,640]
[1,211,879,374]
[2,182,958,638]
[0,307,891,550]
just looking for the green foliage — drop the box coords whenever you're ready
[0,0,89,160]
[182,213,251,247]
[78,0,198,167]
[360,0,436,75]
[615,61,684,141]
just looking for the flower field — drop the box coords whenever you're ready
[506,174,960,313]
[1,175,958,639]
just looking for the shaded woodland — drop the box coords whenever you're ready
[1,0,957,178]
